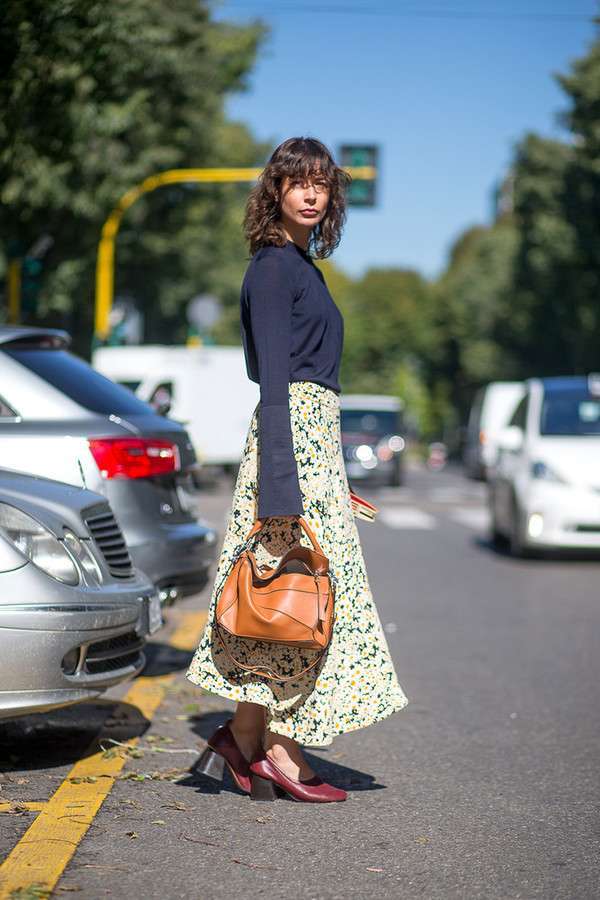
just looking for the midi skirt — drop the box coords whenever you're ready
[186,380,408,746]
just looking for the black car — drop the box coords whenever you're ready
[340,394,406,487]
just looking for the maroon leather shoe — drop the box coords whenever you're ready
[195,720,252,794]
[249,750,347,803]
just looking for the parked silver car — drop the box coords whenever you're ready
[0,326,217,604]
[0,469,162,720]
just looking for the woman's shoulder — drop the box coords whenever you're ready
[249,242,293,264]
[245,242,299,282]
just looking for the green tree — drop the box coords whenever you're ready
[340,268,437,393]
[0,0,268,353]
[434,220,521,411]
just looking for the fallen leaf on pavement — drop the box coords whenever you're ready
[180,833,220,847]
[0,802,29,815]
[8,882,51,898]
[232,859,280,871]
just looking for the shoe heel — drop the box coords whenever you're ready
[195,747,225,781]
[250,773,277,801]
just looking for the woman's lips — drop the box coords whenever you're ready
[300,210,318,217]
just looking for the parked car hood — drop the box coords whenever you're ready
[0,469,112,538]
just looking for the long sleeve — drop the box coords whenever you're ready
[248,253,305,518]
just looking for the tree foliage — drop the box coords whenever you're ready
[426,25,600,435]
[0,0,268,353]
[1,6,598,442]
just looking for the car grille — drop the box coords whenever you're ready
[83,504,134,579]
[84,631,145,675]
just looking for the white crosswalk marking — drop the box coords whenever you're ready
[449,507,491,531]
[427,487,466,503]
[379,507,437,530]
[376,487,417,502]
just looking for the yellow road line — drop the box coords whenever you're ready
[0,609,207,898]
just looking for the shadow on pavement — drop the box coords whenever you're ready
[141,641,194,678]
[474,535,600,564]
[179,712,385,798]
[0,699,152,772]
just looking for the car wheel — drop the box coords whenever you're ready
[491,522,508,549]
[509,497,530,558]
[488,489,507,549]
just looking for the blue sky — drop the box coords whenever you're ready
[213,0,599,280]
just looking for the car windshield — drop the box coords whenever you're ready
[4,348,156,417]
[540,389,600,436]
[341,409,399,435]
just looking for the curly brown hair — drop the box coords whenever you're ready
[243,137,352,260]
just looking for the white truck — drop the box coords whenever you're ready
[92,344,259,473]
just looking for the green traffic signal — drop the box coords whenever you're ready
[339,144,378,207]
[21,256,43,313]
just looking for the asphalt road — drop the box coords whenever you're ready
[1,464,599,899]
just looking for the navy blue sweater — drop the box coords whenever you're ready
[240,239,344,518]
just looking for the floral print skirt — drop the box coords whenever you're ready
[186,380,408,746]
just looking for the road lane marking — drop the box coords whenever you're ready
[449,508,491,531]
[426,487,466,503]
[374,487,417,502]
[0,609,207,899]
[379,507,437,530]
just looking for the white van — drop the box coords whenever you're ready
[93,344,259,471]
[463,381,525,479]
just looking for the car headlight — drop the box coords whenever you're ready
[63,531,102,584]
[0,503,79,585]
[530,461,566,484]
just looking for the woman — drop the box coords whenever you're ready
[186,136,408,803]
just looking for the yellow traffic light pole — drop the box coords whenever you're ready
[7,260,21,324]
[94,165,375,343]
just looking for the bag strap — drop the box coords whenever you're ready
[214,621,327,683]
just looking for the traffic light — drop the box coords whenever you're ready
[338,145,378,207]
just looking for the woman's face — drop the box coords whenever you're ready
[279,170,330,232]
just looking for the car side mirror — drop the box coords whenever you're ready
[498,425,523,452]
[153,400,171,417]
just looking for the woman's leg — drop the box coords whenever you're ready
[229,702,266,762]
[264,730,315,781]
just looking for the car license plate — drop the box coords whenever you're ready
[145,593,163,635]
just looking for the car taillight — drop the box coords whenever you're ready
[88,438,180,479]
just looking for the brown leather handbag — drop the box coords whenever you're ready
[214,516,336,682]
